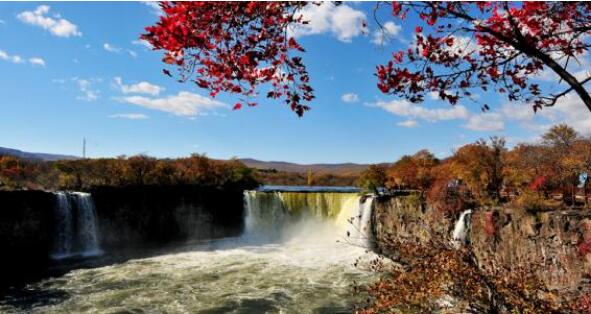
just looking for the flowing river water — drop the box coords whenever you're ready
[0,189,377,313]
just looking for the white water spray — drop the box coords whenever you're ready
[72,192,101,257]
[340,196,374,248]
[452,209,472,247]
[52,192,102,259]
[3,187,378,313]
[243,189,374,248]
[53,192,73,258]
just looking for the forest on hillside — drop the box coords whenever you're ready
[0,152,362,191]
[2,123,589,210]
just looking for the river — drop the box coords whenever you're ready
[0,188,377,313]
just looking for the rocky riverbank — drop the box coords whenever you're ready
[371,192,591,307]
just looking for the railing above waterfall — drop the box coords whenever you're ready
[256,185,362,193]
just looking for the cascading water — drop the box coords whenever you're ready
[51,192,102,259]
[452,209,472,247]
[52,192,73,258]
[342,196,374,248]
[72,192,101,256]
[243,189,374,248]
[2,187,377,313]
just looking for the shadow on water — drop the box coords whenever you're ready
[198,298,351,314]
[0,236,258,311]
[0,286,70,312]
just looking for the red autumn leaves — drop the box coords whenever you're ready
[143,2,591,116]
[380,2,591,112]
[142,2,313,116]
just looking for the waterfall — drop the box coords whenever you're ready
[53,192,73,258]
[72,192,101,256]
[243,190,288,237]
[452,209,472,247]
[51,192,102,259]
[243,188,374,248]
[340,196,374,248]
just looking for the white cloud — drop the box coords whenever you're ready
[0,19,5,25]
[142,1,163,16]
[114,77,163,96]
[0,49,45,67]
[132,39,153,49]
[0,49,24,64]
[289,2,367,42]
[445,35,477,57]
[463,112,505,131]
[371,21,401,45]
[341,92,359,103]
[74,78,99,101]
[501,102,538,122]
[118,91,227,117]
[17,5,81,38]
[371,99,470,122]
[104,44,137,58]
[109,113,149,120]
[103,43,121,53]
[428,92,439,100]
[370,98,510,132]
[29,57,45,67]
[535,53,591,86]
[397,119,418,128]
[502,94,591,135]
[410,33,477,61]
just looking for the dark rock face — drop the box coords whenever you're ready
[470,209,591,293]
[0,190,55,291]
[372,193,591,299]
[90,185,245,248]
[0,186,246,292]
[372,192,453,257]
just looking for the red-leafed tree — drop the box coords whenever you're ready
[142,2,313,116]
[380,2,591,112]
[143,2,591,115]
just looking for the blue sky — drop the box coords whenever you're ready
[1,2,589,164]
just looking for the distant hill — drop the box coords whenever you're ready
[239,158,381,176]
[0,147,78,161]
[0,146,382,173]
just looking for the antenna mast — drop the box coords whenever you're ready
[83,138,86,158]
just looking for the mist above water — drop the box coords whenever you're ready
[1,188,377,313]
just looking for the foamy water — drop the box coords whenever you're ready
[0,191,377,313]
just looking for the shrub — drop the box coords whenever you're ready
[483,211,496,237]
[514,190,548,213]
[578,240,591,256]
[427,179,474,217]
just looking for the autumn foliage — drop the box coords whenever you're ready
[142,2,313,116]
[382,2,591,112]
[146,2,591,114]
[0,154,258,191]
[355,124,591,312]
[357,232,570,313]
[358,123,591,210]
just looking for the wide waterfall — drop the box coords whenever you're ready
[1,187,377,313]
[52,192,102,259]
[244,188,374,248]
[452,209,472,247]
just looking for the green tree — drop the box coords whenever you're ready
[358,164,387,193]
